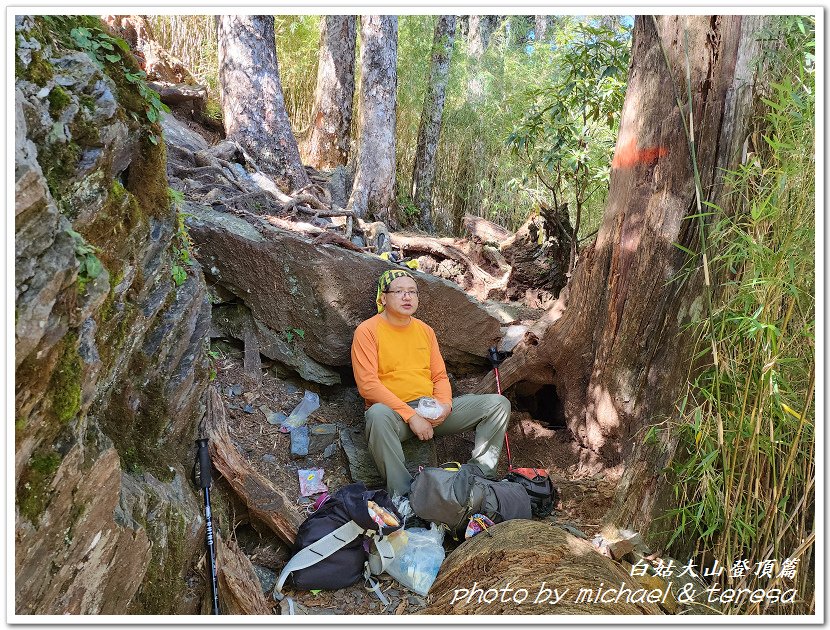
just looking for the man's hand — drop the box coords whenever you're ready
[428,402,452,428]
[408,414,434,441]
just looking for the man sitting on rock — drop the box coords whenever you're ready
[351,269,510,497]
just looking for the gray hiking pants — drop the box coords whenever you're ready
[365,393,510,496]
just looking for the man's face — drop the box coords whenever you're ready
[382,276,419,317]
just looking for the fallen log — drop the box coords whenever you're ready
[147,81,207,107]
[390,233,507,290]
[203,386,302,545]
[463,213,512,244]
[215,533,273,615]
[424,520,662,614]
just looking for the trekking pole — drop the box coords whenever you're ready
[487,346,514,471]
[194,438,220,615]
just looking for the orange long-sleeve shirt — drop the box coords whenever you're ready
[351,314,452,422]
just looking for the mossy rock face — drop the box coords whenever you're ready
[128,503,191,614]
[15,14,210,615]
[49,332,83,424]
[17,449,63,523]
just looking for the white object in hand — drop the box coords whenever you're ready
[416,397,442,420]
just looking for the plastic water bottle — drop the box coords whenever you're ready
[415,397,442,420]
[282,391,320,429]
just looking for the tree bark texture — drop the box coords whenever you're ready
[216,15,310,192]
[304,15,356,170]
[479,16,763,478]
[468,15,498,59]
[347,15,398,224]
[534,15,551,44]
[411,15,457,232]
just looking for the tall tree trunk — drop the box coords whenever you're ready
[411,15,456,232]
[303,15,356,171]
[347,15,398,224]
[216,15,310,192]
[534,15,550,43]
[476,16,765,519]
[468,15,498,59]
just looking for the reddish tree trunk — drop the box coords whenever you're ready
[304,15,356,170]
[478,16,764,492]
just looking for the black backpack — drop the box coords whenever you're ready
[275,483,402,595]
[505,468,558,517]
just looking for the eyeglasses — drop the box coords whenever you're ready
[385,289,419,297]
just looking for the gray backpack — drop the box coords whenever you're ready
[409,463,532,533]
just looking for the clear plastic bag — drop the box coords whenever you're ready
[282,391,320,429]
[415,397,442,420]
[385,523,445,596]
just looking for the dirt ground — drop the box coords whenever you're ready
[211,342,616,615]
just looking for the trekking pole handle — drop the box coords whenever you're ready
[487,346,512,369]
[196,438,212,489]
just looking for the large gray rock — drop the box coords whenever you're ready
[187,204,502,373]
[15,17,210,615]
[210,303,341,386]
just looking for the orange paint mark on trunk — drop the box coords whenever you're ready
[611,137,668,169]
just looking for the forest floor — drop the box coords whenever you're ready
[211,342,617,615]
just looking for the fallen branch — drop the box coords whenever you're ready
[390,233,499,285]
[215,533,273,615]
[147,81,207,107]
[203,386,302,545]
[463,214,512,243]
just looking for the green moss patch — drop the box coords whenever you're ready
[17,449,63,523]
[128,507,190,614]
[100,351,175,481]
[47,84,71,115]
[18,49,54,86]
[128,136,171,220]
[49,332,83,424]
[96,299,138,375]
[41,141,81,202]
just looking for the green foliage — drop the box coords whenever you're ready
[65,22,170,144]
[284,328,305,343]
[67,229,103,294]
[273,16,322,132]
[507,20,630,238]
[394,16,632,234]
[46,84,71,115]
[661,16,815,614]
[168,188,193,287]
[17,449,63,523]
[397,191,421,225]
